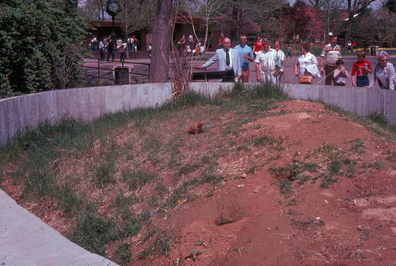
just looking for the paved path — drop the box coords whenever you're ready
[0,190,118,266]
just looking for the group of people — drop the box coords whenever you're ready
[90,35,140,62]
[177,35,204,56]
[296,35,395,90]
[201,34,395,90]
[201,34,287,84]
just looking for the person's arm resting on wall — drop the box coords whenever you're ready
[201,53,218,70]
[389,63,396,90]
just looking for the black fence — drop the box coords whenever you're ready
[82,59,150,85]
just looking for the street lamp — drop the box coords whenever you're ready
[106,0,120,37]
[345,13,359,21]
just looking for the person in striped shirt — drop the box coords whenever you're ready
[320,36,342,85]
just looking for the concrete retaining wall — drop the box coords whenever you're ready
[282,84,396,125]
[1,82,396,148]
[0,82,233,147]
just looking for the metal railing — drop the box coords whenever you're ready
[82,59,150,85]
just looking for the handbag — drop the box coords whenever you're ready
[299,75,313,84]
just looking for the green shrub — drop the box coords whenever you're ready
[0,0,87,98]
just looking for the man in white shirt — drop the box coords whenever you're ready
[255,40,277,84]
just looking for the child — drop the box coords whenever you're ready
[352,51,372,87]
[333,59,350,86]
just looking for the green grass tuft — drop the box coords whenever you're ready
[56,185,92,216]
[328,160,342,174]
[368,113,388,126]
[94,160,116,188]
[279,179,292,194]
[251,136,275,147]
[114,243,132,264]
[122,170,157,190]
[69,213,120,256]
[348,138,365,154]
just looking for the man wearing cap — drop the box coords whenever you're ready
[320,35,342,85]
[201,37,241,81]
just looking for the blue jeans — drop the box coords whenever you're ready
[357,76,369,87]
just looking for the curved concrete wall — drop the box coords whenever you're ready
[282,84,396,125]
[1,82,396,147]
[0,81,395,264]
[0,82,233,147]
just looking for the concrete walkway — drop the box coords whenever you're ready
[0,190,118,266]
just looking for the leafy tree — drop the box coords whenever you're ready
[208,0,285,40]
[357,7,396,47]
[0,0,87,98]
[376,7,396,46]
[302,0,342,41]
[118,0,156,40]
[179,0,223,52]
[343,0,376,45]
[180,0,285,42]
[237,0,286,39]
[81,0,156,39]
[280,1,324,42]
[80,0,107,20]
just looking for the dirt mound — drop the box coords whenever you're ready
[136,100,396,265]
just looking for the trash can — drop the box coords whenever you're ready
[369,46,379,56]
[114,67,129,85]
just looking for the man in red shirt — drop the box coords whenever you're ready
[351,51,372,87]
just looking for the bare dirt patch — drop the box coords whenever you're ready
[134,100,396,265]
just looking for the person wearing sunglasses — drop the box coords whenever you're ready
[371,51,395,90]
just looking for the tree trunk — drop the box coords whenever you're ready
[345,19,352,46]
[203,18,209,53]
[149,0,174,83]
